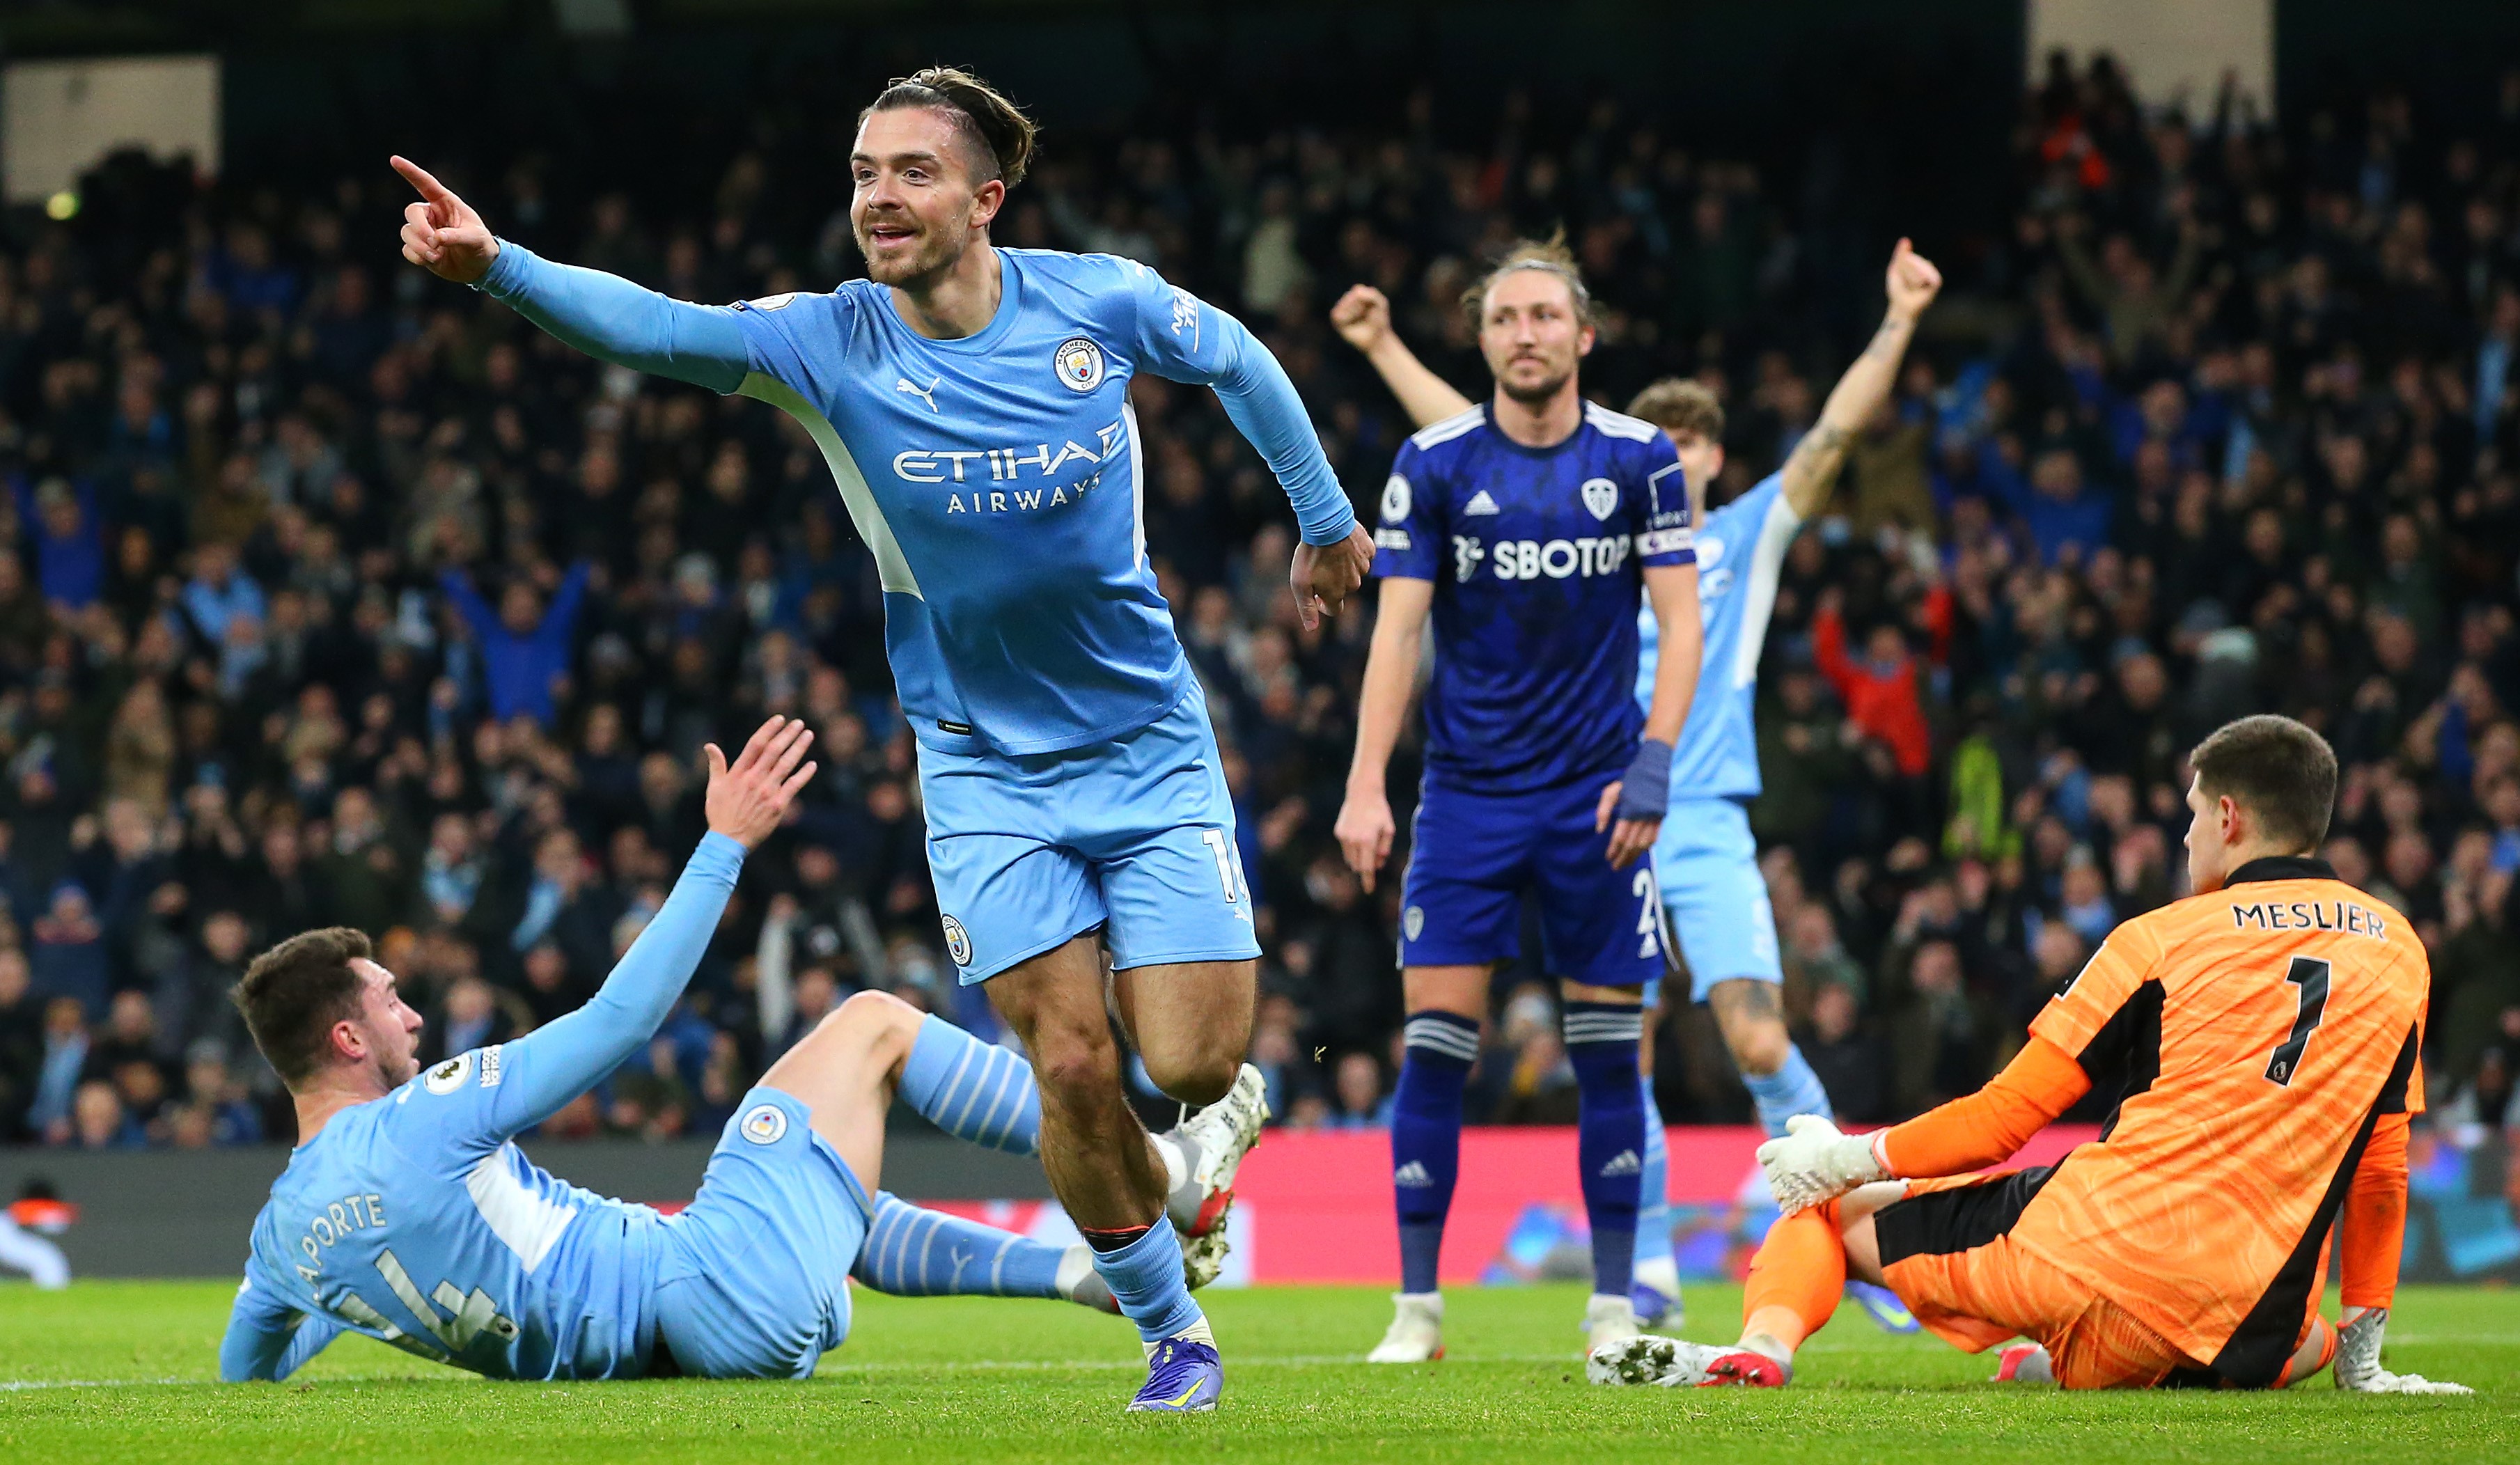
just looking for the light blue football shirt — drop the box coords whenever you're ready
[1634,472,1803,801]
[478,244,1356,759]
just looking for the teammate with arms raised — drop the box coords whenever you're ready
[220,718,1255,1384]
[1335,240,1704,1363]
[1595,715,2471,1393]
[1333,240,1942,1331]
[391,69,1372,1410]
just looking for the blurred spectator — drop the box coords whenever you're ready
[29,884,107,1021]
[1801,982,1888,1122]
[73,1079,141,1149]
[1327,1051,1388,1130]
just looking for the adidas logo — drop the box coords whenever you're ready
[1393,1161,1434,1188]
[1597,1149,1641,1179]
[1463,490,1501,515]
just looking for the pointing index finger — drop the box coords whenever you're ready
[391,156,455,204]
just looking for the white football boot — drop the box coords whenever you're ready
[1368,1291,1446,1363]
[1588,1333,1792,1388]
[1157,1063,1269,1287]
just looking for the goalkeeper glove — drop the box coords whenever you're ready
[2335,1308,2472,1395]
[1755,1113,1887,1214]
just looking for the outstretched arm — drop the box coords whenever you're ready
[1775,240,1942,519]
[480,717,818,1134]
[393,157,749,393]
[435,567,501,644]
[539,561,593,641]
[1757,1034,2089,1212]
[1329,285,1476,429]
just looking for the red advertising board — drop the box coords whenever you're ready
[916,1123,2103,1286]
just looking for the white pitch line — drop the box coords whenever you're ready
[0,1356,1577,1389]
[10,1337,2513,1391]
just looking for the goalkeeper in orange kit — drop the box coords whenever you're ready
[1591,714,2471,1393]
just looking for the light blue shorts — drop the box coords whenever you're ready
[653,1087,871,1379]
[1652,797,1783,1001]
[916,689,1260,984]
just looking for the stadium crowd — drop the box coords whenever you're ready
[3,55,2519,1150]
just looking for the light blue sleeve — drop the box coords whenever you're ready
[1116,260,1357,547]
[474,242,752,394]
[388,833,747,1154]
[219,1262,343,1382]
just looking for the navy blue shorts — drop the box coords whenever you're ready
[1396,772,1664,987]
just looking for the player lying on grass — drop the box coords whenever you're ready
[219,715,1260,1384]
[1590,714,2472,1393]
[1331,240,1942,1336]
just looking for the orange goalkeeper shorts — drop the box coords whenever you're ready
[1874,1170,2184,1390]
[1873,1170,2334,1390]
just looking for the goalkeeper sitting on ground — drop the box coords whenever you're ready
[1591,715,2471,1393]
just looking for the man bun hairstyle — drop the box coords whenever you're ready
[1462,232,1597,332]
[235,925,373,1087]
[1627,378,1725,442]
[863,66,1038,187]
[2187,714,2340,854]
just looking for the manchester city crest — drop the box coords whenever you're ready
[739,1102,789,1145]
[1054,336,1106,393]
[941,914,973,966]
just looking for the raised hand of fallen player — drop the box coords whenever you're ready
[1329,285,1396,353]
[1292,522,1376,630]
[1755,1113,1887,1214]
[392,156,500,285]
[2334,1308,2473,1394]
[703,715,818,850]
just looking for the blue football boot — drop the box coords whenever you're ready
[1126,1335,1223,1412]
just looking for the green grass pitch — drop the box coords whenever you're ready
[1,1280,2510,1462]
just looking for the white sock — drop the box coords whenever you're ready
[1142,1313,1216,1357]
[1150,1131,1188,1192]
[1054,1243,1096,1301]
[1634,1256,1681,1298]
[1740,1332,1795,1365]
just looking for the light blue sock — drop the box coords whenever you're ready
[1742,1042,1832,1138]
[850,1192,1066,1298]
[897,1014,1040,1155]
[1091,1223,1204,1342]
[1634,1073,1673,1271]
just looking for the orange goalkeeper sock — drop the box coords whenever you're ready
[1740,1199,1847,1354]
